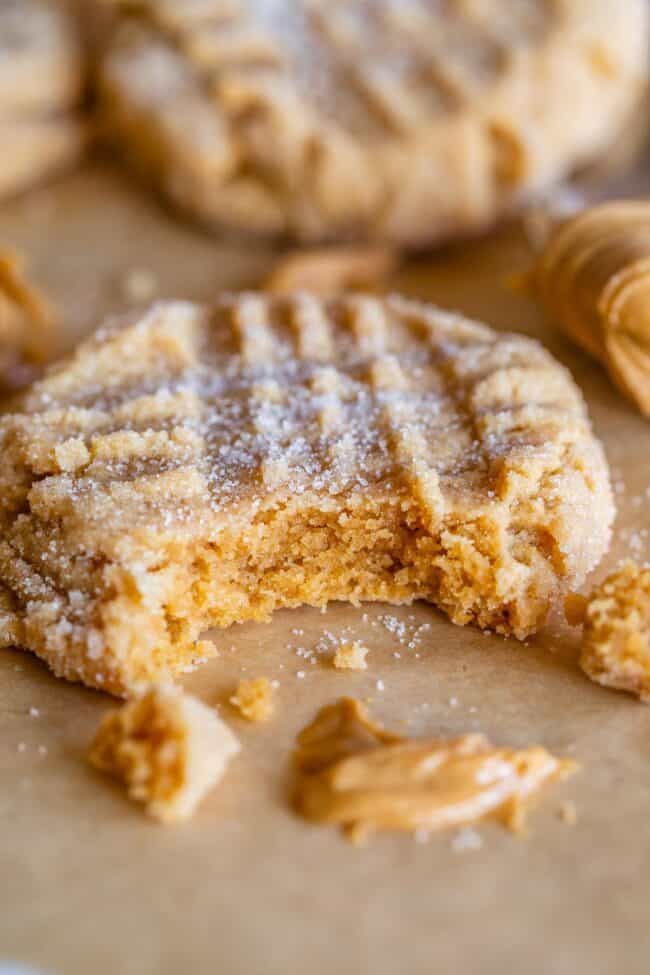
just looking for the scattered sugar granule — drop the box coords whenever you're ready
[121,267,158,304]
[376,679,385,692]
[230,677,274,723]
[451,826,483,853]
[296,671,306,680]
[558,800,578,826]
[17,742,26,753]
[449,697,459,708]
[333,640,369,671]
[28,707,40,718]
[37,745,48,756]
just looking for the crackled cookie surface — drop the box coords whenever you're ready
[97,0,647,243]
[0,294,614,694]
[0,0,86,199]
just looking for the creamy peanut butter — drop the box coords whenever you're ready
[293,698,577,843]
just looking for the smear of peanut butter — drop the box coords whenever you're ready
[293,698,577,844]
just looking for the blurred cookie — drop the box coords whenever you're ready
[97,0,647,243]
[0,0,86,199]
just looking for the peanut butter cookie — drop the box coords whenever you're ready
[0,0,86,199]
[96,0,647,243]
[0,294,614,694]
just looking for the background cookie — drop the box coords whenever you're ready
[0,0,86,199]
[96,0,648,244]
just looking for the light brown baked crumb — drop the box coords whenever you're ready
[565,591,588,626]
[333,641,369,671]
[230,677,274,723]
[580,560,650,700]
[264,246,399,295]
[558,799,578,826]
[121,267,159,304]
[88,684,240,823]
[293,698,577,844]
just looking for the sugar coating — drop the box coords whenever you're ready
[96,0,647,244]
[88,683,240,823]
[580,561,650,701]
[0,293,614,695]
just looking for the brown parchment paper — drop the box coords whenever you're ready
[1,159,650,975]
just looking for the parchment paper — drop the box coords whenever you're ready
[1,158,649,975]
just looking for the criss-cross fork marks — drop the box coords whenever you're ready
[109,0,549,136]
[98,0,647,242]
[0,294,614,695]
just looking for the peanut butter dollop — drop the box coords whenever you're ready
[293,698,577,843]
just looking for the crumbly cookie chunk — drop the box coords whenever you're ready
[333,641,369,671]
[265,247,399,296]
[96,0,647,243]
[580,561,650,701]
[0,250,58,394]
[88,684,240,823]
[230,677,274,723]
[0,0,86,199]
[293,698,577,843]
[0,294,614,695]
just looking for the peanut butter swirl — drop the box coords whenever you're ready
[530,201,650,417]
[293,698,577,843]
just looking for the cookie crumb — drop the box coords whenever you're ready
[334,640,369,671]
[564,591,588,626]
[88,684,239,823]
[230,677,274,723]
[558,799,578,826]
[121,267,158,304]
[264,246,399,295]
[580,561,650,700]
